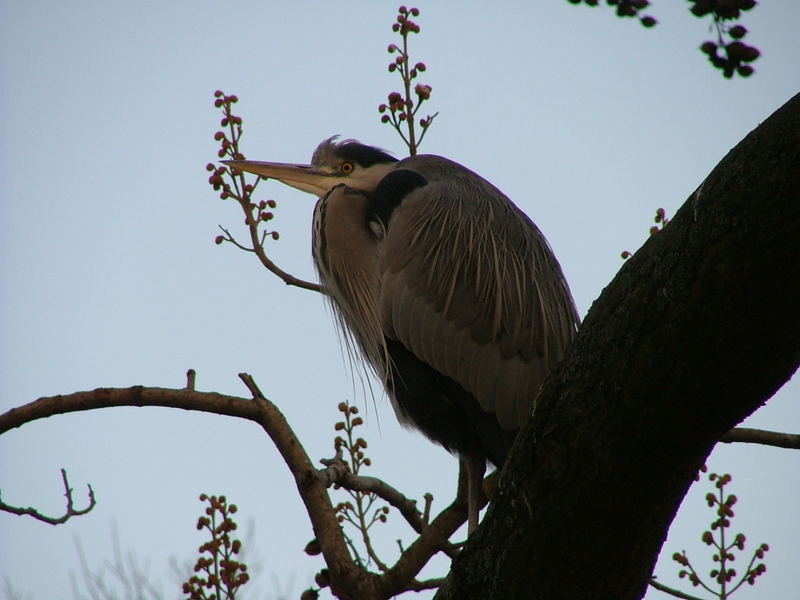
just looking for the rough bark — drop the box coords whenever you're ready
[436,93,800,599]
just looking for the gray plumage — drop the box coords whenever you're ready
[225,137,579,530]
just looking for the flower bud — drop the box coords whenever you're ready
[304,538,322,555]
[314,569,330,588]
[729,25,747,39]
[700,41,717,56]
[414,84,432,100]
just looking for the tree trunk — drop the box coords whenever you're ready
[436,93,800,599]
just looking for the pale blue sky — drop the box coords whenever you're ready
[1,2,798,599]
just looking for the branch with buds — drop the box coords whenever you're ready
[691,0,760,79]
[566,0,760,78]
[378,6,438,155]
[206,91,322,294]
[621,207,670,260]
[652,471,769,600]
[183,494,250,600]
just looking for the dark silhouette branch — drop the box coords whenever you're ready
[719,427,799,449]
[0,468,95,525]
[647,578,706,600]
[407,577,445,591]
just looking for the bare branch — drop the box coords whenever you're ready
[647,578,707,600]
[0,383,366,592]
[0,380,470,597]
[422,492,433,527]
[719,427,799,449]
[0,468,95,525]
[318,449,349,486]
[242,211,324,294]
[186,369,196,390]
[407,577,445,591]
[336,472,423,532]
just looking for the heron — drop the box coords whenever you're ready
[225,137,579,533]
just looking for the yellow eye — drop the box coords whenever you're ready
[341,161,354,174]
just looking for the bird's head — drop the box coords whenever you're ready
[224,136,398,197]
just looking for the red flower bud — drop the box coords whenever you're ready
[414,83,432,100]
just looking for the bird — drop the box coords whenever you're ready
[225,137,579,533]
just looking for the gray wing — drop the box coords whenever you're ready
[378,155,579,430]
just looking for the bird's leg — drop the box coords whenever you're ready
[463,455,486,534]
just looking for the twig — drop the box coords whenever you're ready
[186,369,196,390]
[647,577,706,600]
[238,372,266,400]
[407,577,445,591]
[422,492,433,528]
[323,457,461,560]
[0,468,95,525]
[719,427,799,449]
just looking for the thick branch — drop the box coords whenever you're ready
[0,382,463,599]
[0,384,371,596]
[438,94,800,599]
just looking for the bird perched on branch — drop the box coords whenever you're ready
[225,137,579,532]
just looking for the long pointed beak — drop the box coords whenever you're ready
[222,160,340,197]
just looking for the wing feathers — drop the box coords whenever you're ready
[378,156,579,431]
